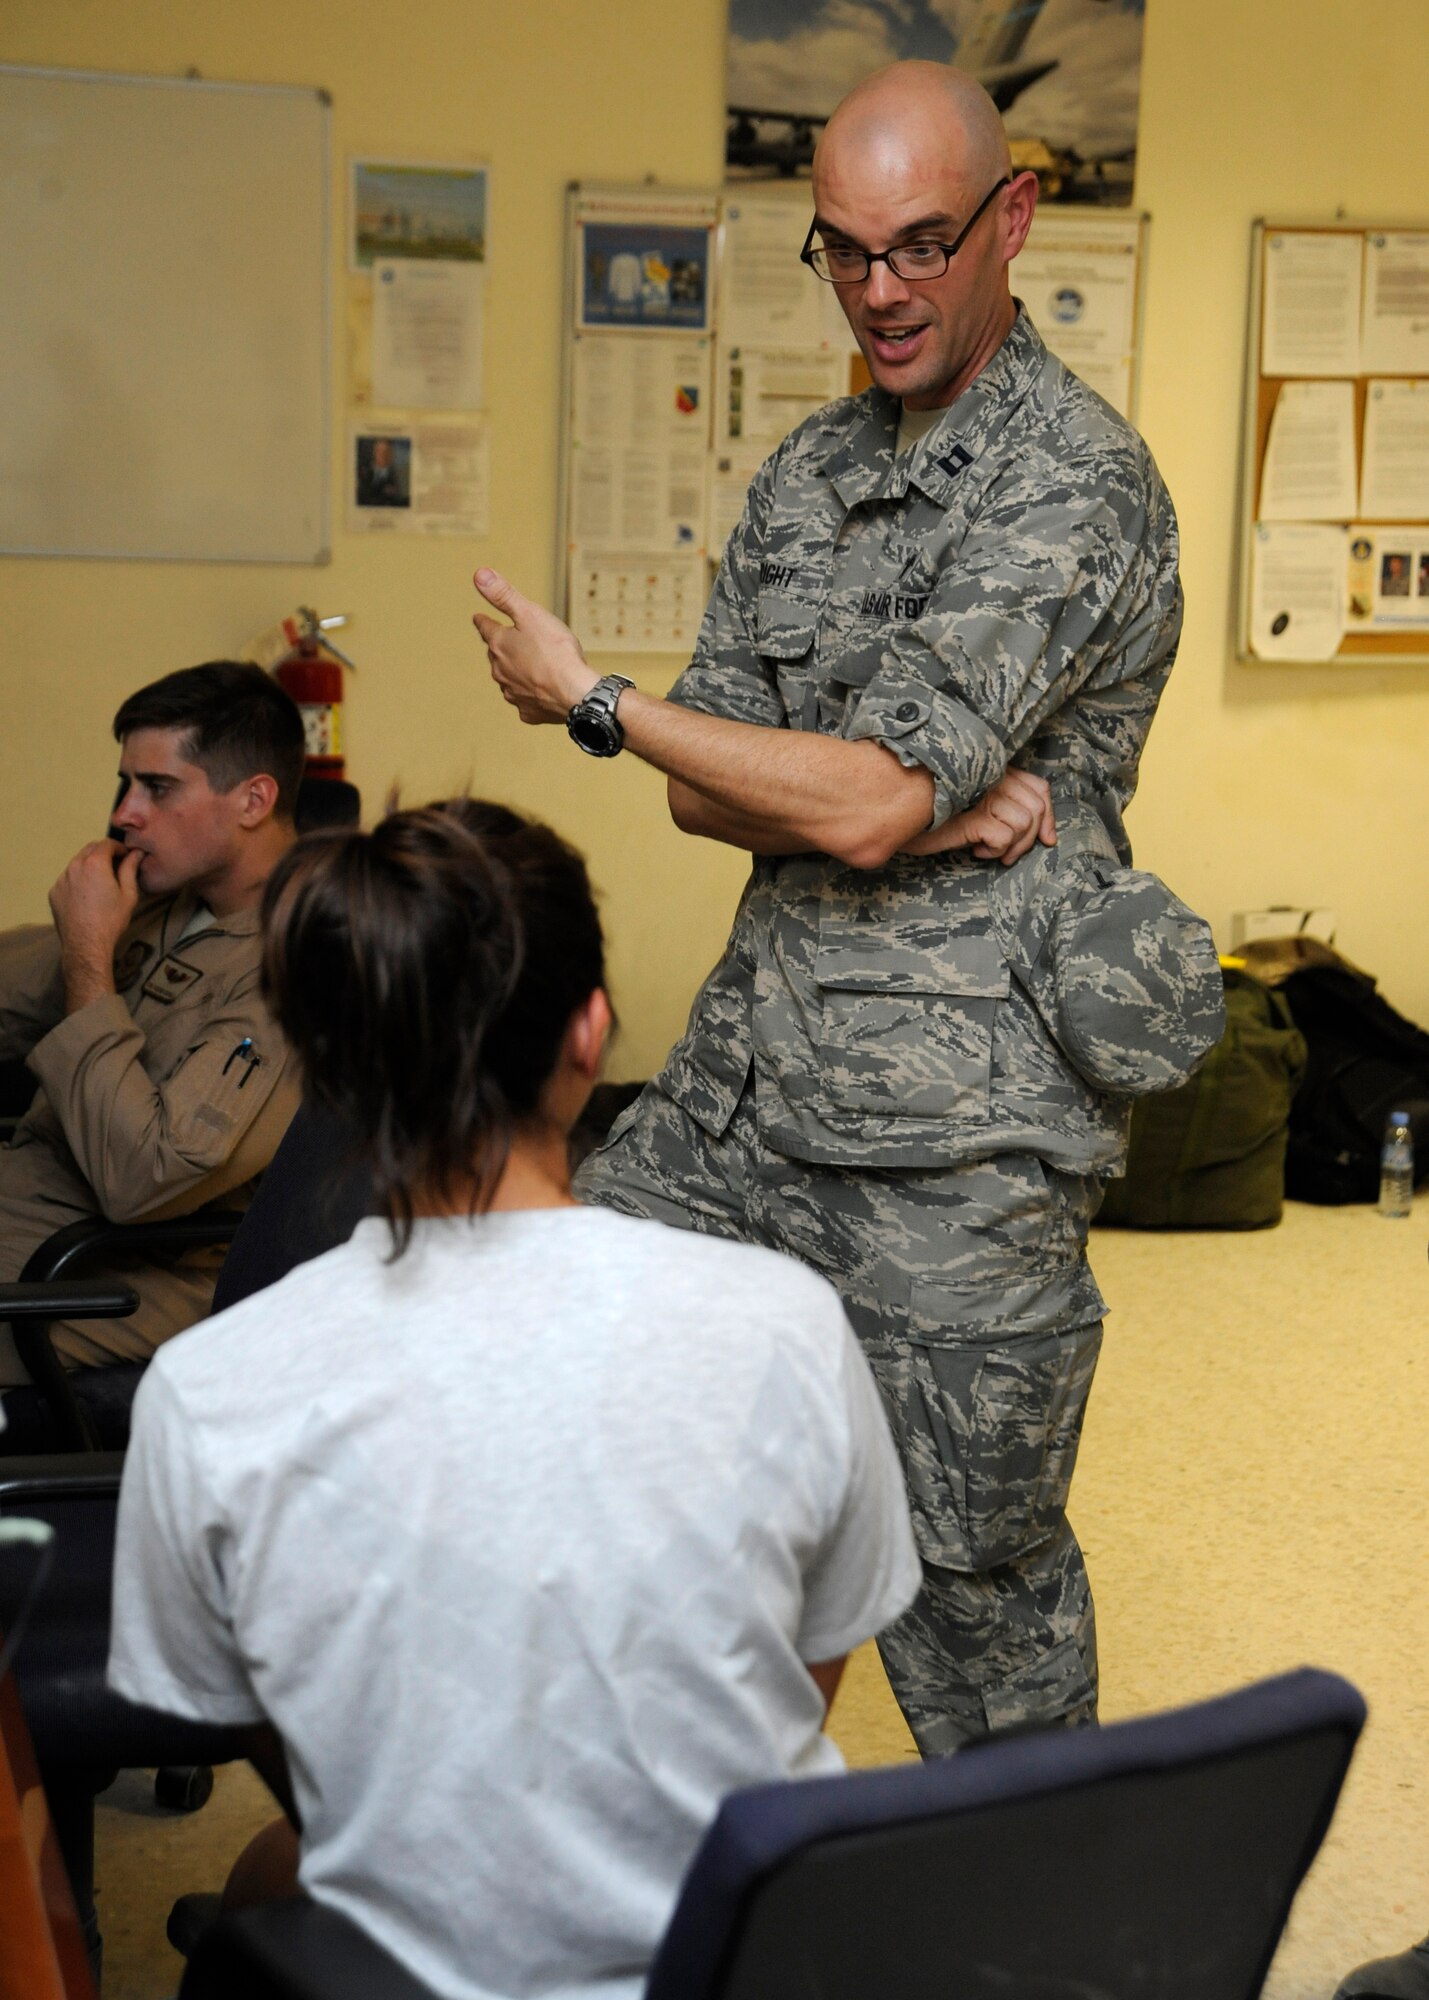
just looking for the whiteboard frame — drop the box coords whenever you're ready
[0,64,331,566]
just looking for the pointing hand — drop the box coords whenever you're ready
[472,568,598,725]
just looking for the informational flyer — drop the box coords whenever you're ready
[1010,213,1142,418]
[708,445,766,554]
[720,345,846,448]
[720,195,823,348]
[1258,380,1359,521]
[1248,522,1346,660]
[348,419,489,536]
[569,333,711,552]
[1360,234,1429,375]
[574,189,718,334]
[567,550,706,654]
[1346,526,1429,630]
[1261,232,1362,377]
[371,259,484,411]
[712,192,860,471]
[1359,379,1429,519]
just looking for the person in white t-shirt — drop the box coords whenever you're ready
[108,797,921,2000]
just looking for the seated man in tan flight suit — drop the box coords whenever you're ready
[0,661,305,1391]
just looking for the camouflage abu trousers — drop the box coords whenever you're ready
[575,1075,1106,1758]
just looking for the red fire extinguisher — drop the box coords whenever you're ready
[251,609,356,782]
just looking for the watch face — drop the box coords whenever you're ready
[568,707,620,756]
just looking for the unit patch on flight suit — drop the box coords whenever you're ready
[112,940,152,993]
[142,955,205,1004]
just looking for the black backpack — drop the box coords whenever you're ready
[1280,965,1429,1204]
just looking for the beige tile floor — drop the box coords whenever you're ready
[92,1196,1429,1997]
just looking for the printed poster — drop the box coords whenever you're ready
[726,0,1144,204]
[569,333,712,552]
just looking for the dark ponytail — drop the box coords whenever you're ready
[260,800,605,1251]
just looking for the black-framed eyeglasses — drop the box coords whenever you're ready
[799,175,1012,284]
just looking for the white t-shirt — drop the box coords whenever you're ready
[109,1208,920,2000]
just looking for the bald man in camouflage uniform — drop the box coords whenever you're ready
[473,64,1220,1753]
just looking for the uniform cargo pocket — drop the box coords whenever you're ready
[897,1312,1102,1573]
[980,1636,1097,1735]
[814,935,1007,1121]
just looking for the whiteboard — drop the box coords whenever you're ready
[0,66,329,563]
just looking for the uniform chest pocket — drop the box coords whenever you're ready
[814,932,1007,1121]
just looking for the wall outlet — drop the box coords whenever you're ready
[1230,907,1338,948]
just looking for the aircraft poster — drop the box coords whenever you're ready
[726,0,1144,205]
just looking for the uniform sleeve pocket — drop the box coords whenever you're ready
[755,595,817,662]
[814,934,1006,1121]
[755,597,817,722]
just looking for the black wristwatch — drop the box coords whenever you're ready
[567,674,635,758]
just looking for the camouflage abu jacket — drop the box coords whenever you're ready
[659,309,1211,1173]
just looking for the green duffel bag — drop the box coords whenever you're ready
[1095,967,1308,1229]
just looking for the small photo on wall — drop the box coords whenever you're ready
[354,433,412,509]
[351,162,487,270]
[579,224,712,332]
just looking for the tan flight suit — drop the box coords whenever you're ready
[0,892,298,1378]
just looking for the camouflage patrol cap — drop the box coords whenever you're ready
[1033,867,1226,1097]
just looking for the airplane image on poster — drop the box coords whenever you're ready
[726,0,1142,204]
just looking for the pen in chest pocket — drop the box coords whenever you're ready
[222,1037,262,1087]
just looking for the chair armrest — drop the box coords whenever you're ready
[6,1212,245,1453]
[0,1281,138,1321]
[182,1899,441,2000]
[19,1213,248,1285]
[0,1453,125,1505]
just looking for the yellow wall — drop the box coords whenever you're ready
[4,0,1429,1077]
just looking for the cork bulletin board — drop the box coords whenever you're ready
[1239,220,1429,663]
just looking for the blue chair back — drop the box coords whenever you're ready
[646,1667,1365,2000]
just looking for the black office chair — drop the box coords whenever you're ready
[0,1082,660,1974]
[207,1101,371,1316]
[0,1102,374,1972]
[294,774,362,835]
[179,1667,1364,2000]
[0,1452,252,1979]
[1,1212,249,1452]
[0,1083,386,1455]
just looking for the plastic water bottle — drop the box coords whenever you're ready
[1377,1111,1414,1218]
